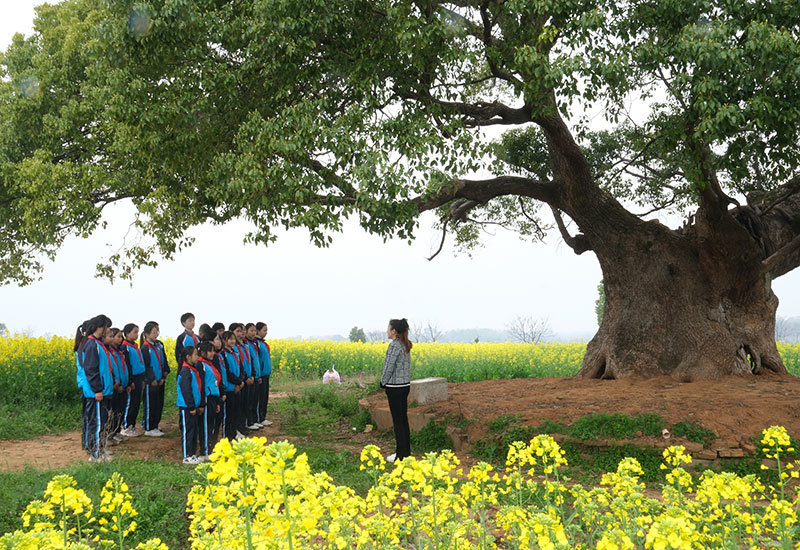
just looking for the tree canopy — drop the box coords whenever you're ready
[2,0,800,285]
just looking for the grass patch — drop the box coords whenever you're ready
[411,419,453,453]
[275,383,375,437]
[0,402,80,440]
[0,459,196,549]
[671,420,717,446]
[534,413,664,440]
[561,442,665,483]
[472,414,535,463]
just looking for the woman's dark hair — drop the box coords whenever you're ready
[212,322,225,333]
[73,315,112,352]
[140,321,159,346]
[180,312,194,324]
[390,318,412,353]
[109,327,121,337]
[198,341,215,354]
[245,322,255,330]
[221,330,235,347]
[181,346,197,363]
[122,323,138,339]
[255,321,267,331]
[228,322,241,331]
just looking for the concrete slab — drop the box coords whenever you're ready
[409,377,448,405]
[365,404,435,432]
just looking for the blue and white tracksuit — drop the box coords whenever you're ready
[255,338,272,422]
[142,339,170,432]
[77,336,114,458]
[176,361,205,459]
[122,340,146,430]
[197,357,222,455]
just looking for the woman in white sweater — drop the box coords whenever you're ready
[380,318,412,463]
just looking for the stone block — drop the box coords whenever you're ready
[718,448,745,458]
[366,405,435,433]
[409,377,449,405]
[446,426,470,453]
[695,449,718,461]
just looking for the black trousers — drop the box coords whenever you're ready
[84,397,111,457]
[225,390,240,438]
[199,395,219,456]
[178,407,198,458]
[385,386,411,459]
[124,374,144,429]
[258,376,270,422]
[111,390,127,435]
[245,382,259,426]
[143,382,165,431]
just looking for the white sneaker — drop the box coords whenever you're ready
[261,420,273,426]
[112,433,125,442]
[197,455,210,463]
[144,429,164,437]
[247,423,261,430]
[153,428,165,436]
[121,427,140,437]
[235,432,246,440]
[100,451,114,463]
[183,456,201,465]
[385,453,396,463]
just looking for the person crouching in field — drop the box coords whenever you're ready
[75,314,114,463]
[106,328,131,442]
[197,341,224,458]
[120,324,145,437]
[254,322,273,426]
[141,321,169,437]
[380,318,413,464]
[176,346,205,465]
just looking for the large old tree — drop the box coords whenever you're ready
[2,0,800,379]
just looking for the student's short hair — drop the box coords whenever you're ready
[245,322,255,330]
[122,323,138,338]
[229,322,242,331]
[211,322,225,332]
[255,322,267,331]
[221,330,235,343]
[180,346,197,363]
[180,312,195,324]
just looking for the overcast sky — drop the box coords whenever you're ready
[1,2,799,341]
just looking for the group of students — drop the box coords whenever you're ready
[74,313,273,465]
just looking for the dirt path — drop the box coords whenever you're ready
[5,375,800,471]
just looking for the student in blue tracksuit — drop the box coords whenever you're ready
[176,346,205,465]
[174,312,200,375]
[230,323,256,431]
[106,328,131,441]
[197,341,223,458]
[255,322,273,426]
[208,333,229,439]
[74,314,114,463]
[244,323,263,428]
[219,331,245,439]
[121,324,145,437]
[141,321,170,437]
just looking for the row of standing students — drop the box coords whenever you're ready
[75,313,273,464]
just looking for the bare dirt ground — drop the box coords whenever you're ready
[4,374,800,471]
[361,373,800,452]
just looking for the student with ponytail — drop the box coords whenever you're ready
[141,321,169,437]
[176,346,205,465]
[380,318,413,463]
[120,324,145,437]
[209,333,229,439]
[243,323,263,429]
[75,314,114,463]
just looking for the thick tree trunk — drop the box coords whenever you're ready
[577,216,787,381]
